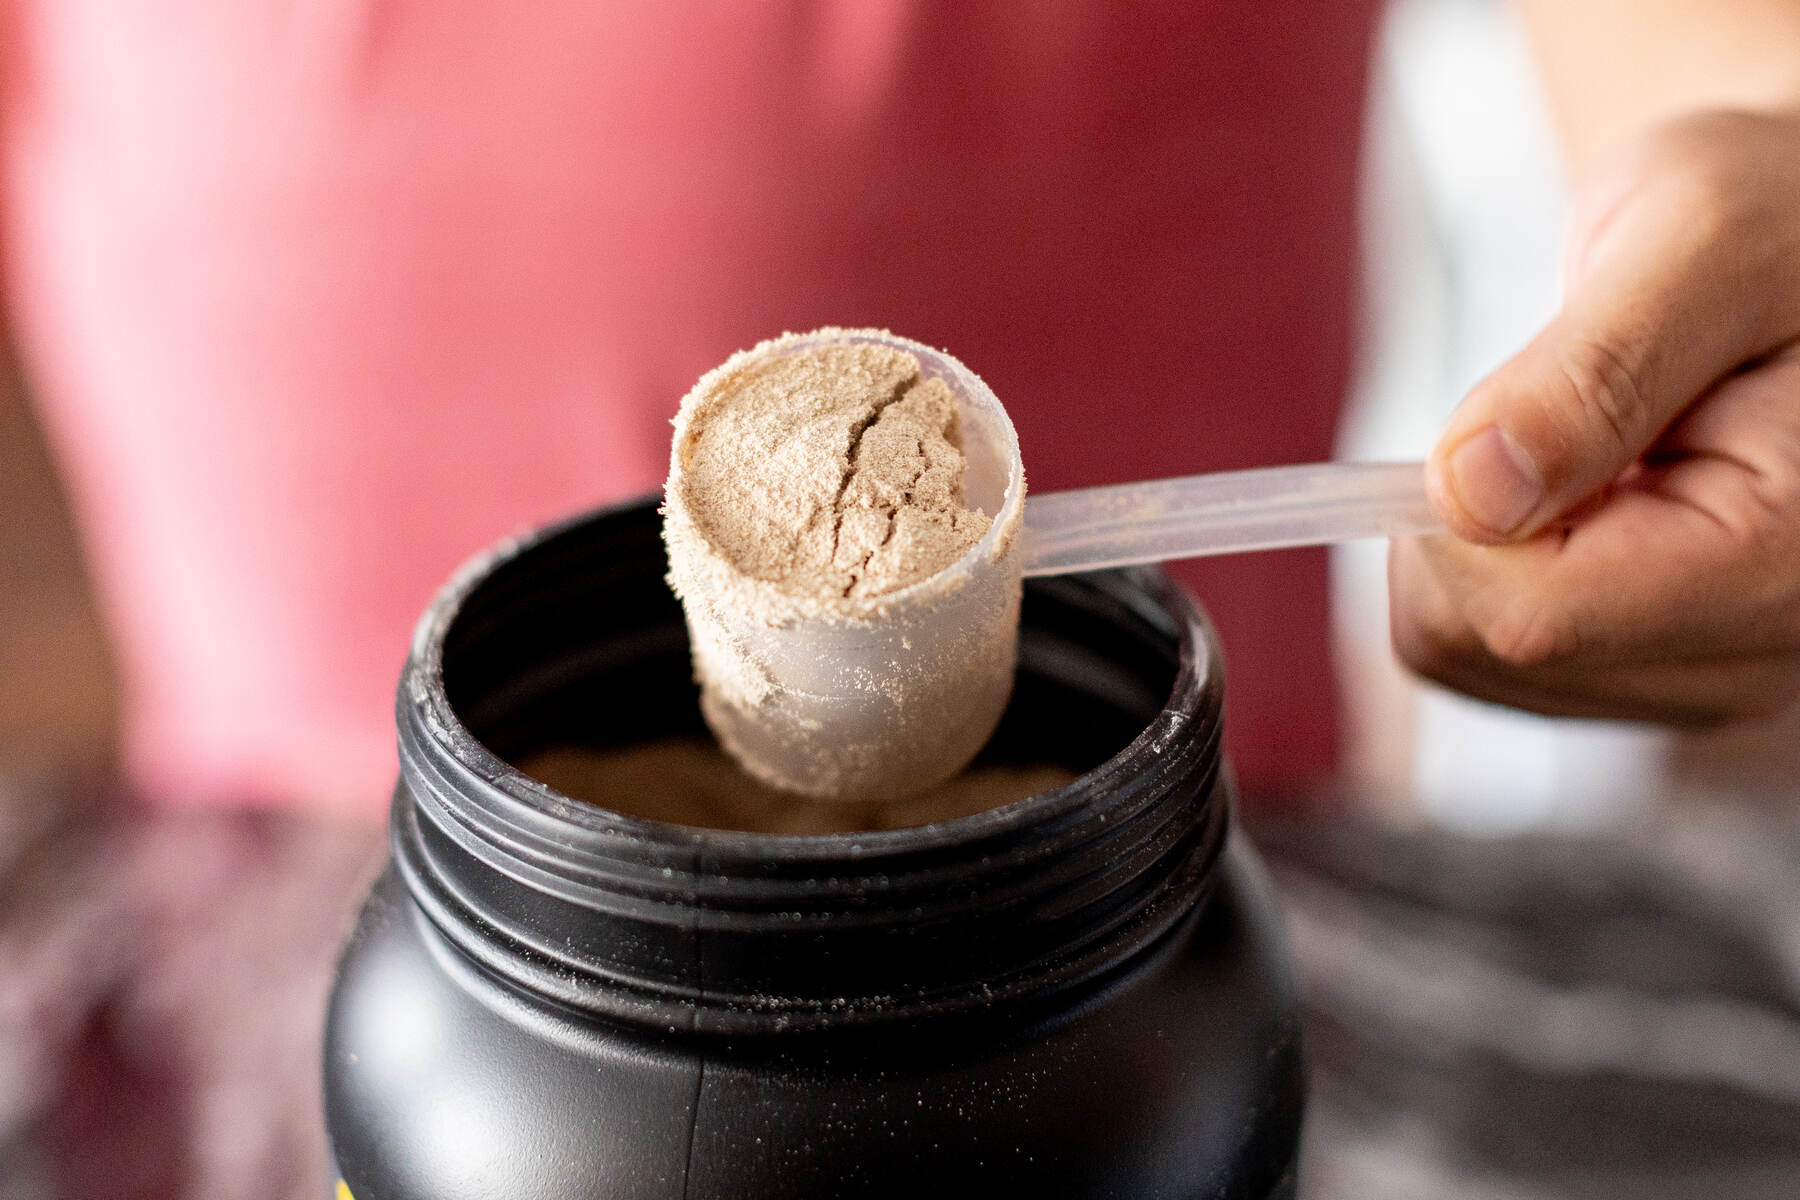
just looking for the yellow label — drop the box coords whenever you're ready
[336,1183,354,1200]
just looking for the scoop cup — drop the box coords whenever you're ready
[663,330,1025,802]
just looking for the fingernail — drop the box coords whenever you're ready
[1448,426,1543,536]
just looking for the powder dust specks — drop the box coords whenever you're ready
[662,329,1024,801]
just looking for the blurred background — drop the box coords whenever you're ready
[2,1,1798,1198]
[7,0,1798,834]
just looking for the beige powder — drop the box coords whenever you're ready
[519,740,1075,835]
[670,340,990,607]
[663,329,1025,801]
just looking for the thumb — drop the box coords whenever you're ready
[1427,133,1799,544]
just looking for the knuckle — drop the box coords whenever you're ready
[1388,540,1588,680]
[1472,592,1581,670]
[1746,458,1800,537]
[1554,336,1652,458]
[1699,470,1800,614]
[1387,559,1469,682]
[1725,490,1792,567]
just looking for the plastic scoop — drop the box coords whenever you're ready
[666,330,1441,802]
[1021,459,1441,576]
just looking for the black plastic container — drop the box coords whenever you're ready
[323,499,1304,1199]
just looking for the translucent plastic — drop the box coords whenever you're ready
[668,330,1025,801]
[1021,461,1442,577]
[672,328,1439,802]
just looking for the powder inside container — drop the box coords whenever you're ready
[670,340,992,608]
[519,740,1075,835]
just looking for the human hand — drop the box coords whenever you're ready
[1389,110,1800,725]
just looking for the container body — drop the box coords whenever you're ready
[323,499,1304,1199]
[329,846,1299,1199]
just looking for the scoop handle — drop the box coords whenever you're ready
[1020,461,1443,577]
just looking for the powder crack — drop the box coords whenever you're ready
[828,370,918,592]
[670,338,990,607]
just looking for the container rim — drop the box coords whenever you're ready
[403,498,1216,866]
[392,497,1228,1030]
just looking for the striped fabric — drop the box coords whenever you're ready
[1252,807,1800,1200]
[1,771,1795,1198]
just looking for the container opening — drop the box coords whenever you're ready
[438,503,1183,828]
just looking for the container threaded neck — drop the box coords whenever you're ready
[393,500,1229,1034]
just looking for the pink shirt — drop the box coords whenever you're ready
[3,2,1376,814]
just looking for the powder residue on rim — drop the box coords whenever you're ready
[667,335,993,622]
